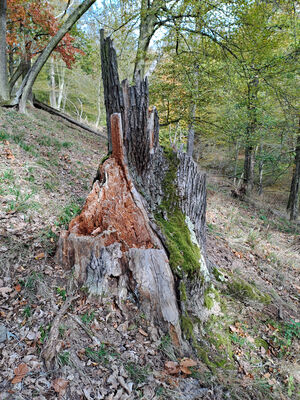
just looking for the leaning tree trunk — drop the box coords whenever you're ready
[12,0,96,113]
[0,0,9,102]
[56,34,210,347]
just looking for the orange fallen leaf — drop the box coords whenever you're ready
[52,378,69,396]
[12,363,29,384]
[35,252,45,260]
[14,284,21,292]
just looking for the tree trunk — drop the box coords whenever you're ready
[0,0,9,102]
[12,0,96,113]
[56,35,210,347]
[133,0,158,81]
[57,61,65,110]
[287,128,300,221]
[49,56,57,108]
[258,144,264,196]
[233,141,240,186]
[243,77,258,193]
[187,103,196,157]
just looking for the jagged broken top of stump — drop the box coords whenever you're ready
[56,32,208,346]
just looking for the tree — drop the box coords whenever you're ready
[287,127,300,221]
[56,35,210,349]
[12,0,96,113]
[0,0,9,102]
[6,0,82,97]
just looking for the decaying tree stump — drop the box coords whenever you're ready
[56,33,211,346]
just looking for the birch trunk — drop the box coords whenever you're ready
[49,57,57,108]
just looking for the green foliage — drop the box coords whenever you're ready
[227,278,271,304]
[39,324,51,344]
[81,311,95,325]
[58,351,70,366]
[57,200,83,228]
[23,305,31,318]
[85,344,118,365]
[56,287,67,301]
[125,362,150,385]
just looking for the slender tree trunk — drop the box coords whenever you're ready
[12,0,96,113]
[49,56,57,108]
[258,144,264,196]
[233,140,240,186]
[9,62,23,96]
[187,103,196,157]
[133,0,158,81]
[243,78,258,193]
[0,0,9,102]
[287,127,300,221]
[57,61,65,110]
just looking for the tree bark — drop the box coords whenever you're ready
[0,0,9,102]
[12,0,96,113]
[56,35,209,347]
[187,103,196,157]
[287,127,300,221]
[133,0,160,81]
[243,77,258,193]
[49,56,57,108]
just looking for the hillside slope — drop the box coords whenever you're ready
[0,107,299,400]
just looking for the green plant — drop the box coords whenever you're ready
[56,287,67,301]
[59,325,67,338]
[39,324,51,344]
[81,311,95,325]
[23,305,31,318]
[57,200,83,228]
[58,351,70,366]
[85,344,117,365]
[284,319,300,342]
[287,376,294,397]
[125,362,150,384]
[0,168,14,182]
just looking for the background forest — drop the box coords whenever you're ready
[5,0,298,219]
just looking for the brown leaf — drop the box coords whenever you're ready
[179,358,197,375]
[164,361,180,375]
[180,358,197,368]
[12,363,29,384]
[52,378,69,396]
[180,366,193,375]
[138,328,148,337]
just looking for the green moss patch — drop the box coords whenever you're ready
[227,277,271,304]
[155,147,202,278]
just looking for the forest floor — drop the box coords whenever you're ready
[0,106,299,400]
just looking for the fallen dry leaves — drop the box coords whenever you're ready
[164,358,197,376]
[11,363,29,384]
[52,378,69,397]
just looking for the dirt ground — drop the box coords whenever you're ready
[0,106,299,399]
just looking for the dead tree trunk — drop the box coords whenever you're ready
[56,34,210,347]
